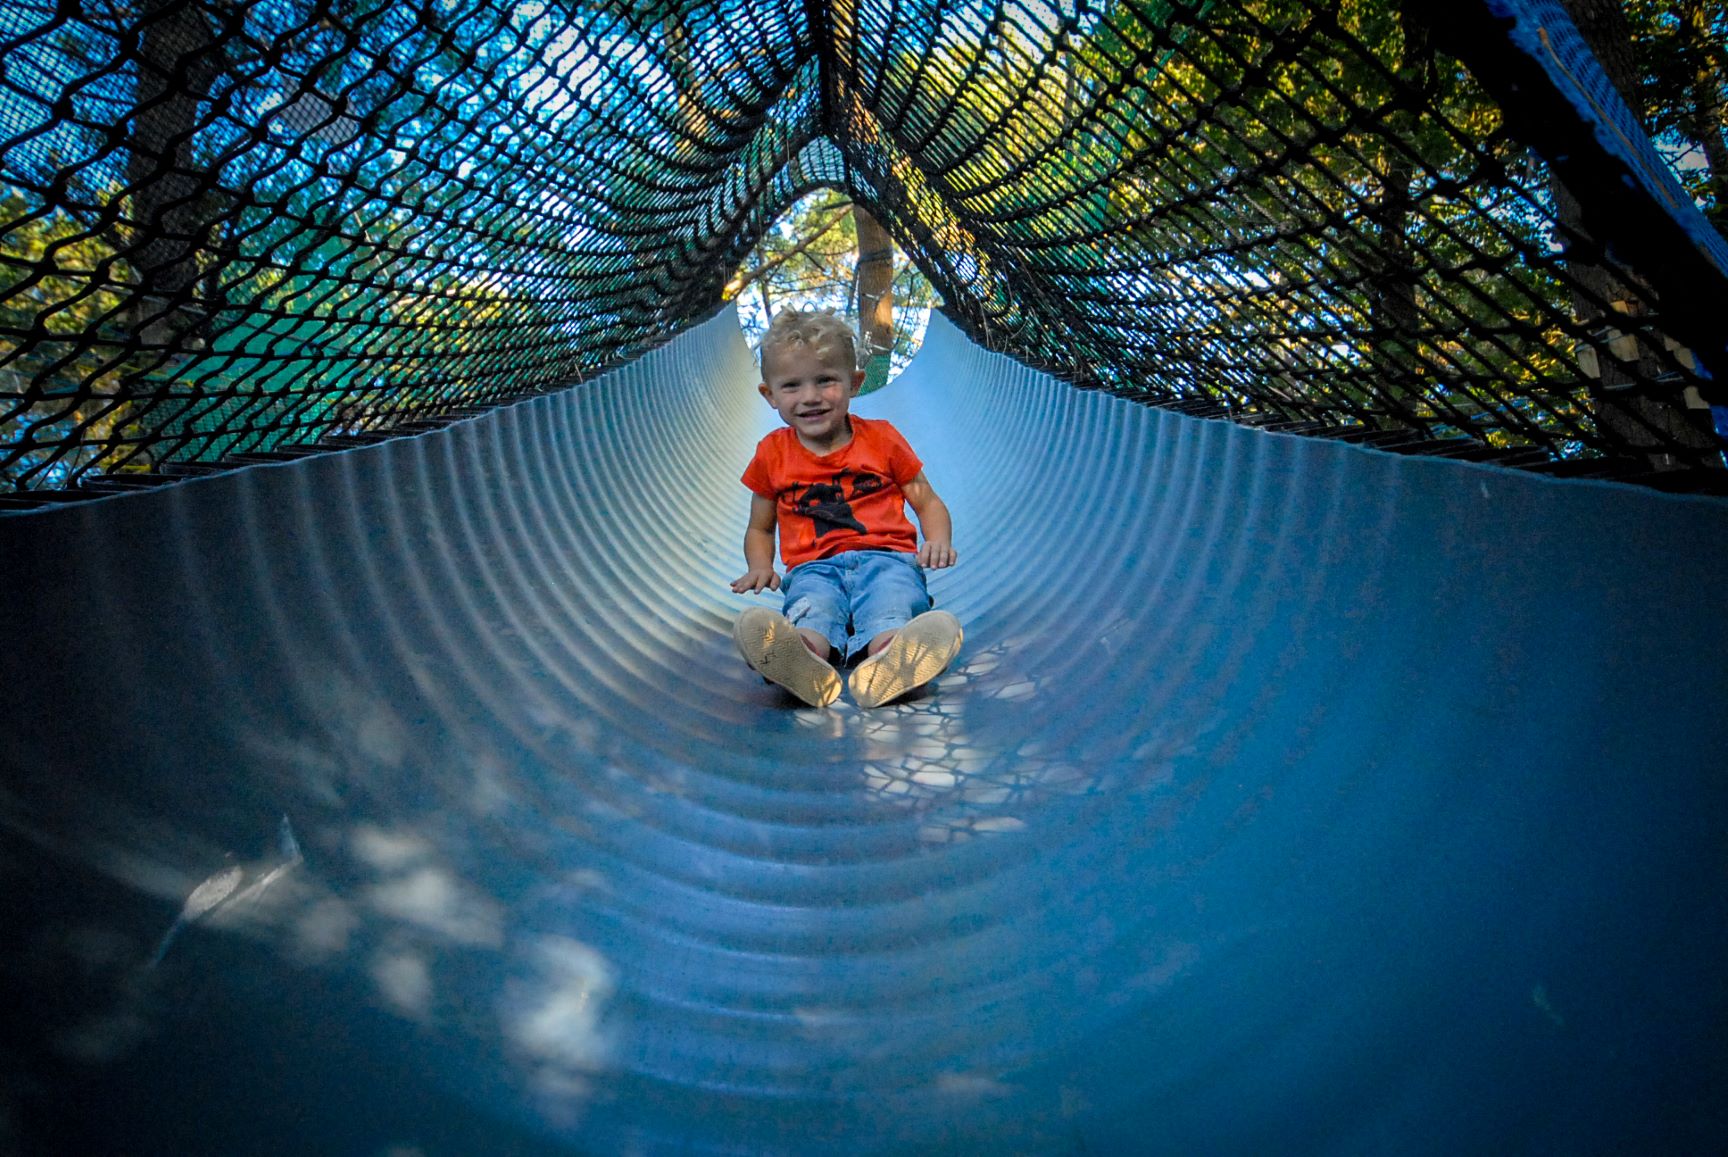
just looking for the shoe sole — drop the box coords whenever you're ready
[849,610,963,708]
[733,607,841,707]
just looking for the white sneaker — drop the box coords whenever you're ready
[848,610,963,708]
[733,607,841,708]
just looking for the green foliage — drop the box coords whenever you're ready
[1,0,1720,488]
[1624,0,1728,224]
[0,188,153,483]
[727,188,939,387]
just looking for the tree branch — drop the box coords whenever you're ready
[724,203,854,298]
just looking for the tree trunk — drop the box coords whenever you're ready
[853,205,894,365]
[125,0,221,350]
[1365,14,1432,429]
[1551,0,1716,465]
[1690,107,1728,225]
[1680,0,1728,228]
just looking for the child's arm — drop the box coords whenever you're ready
[731,493,782,592]
[901,472,957,569]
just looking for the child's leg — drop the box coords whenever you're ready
[780,559,849,660]
[796,628,832,660]
[843,552,962,707]
[862,629,898,658]
[840,551,932,661]
[733,560,849,708]
[850,609,963,708]
[733,608,840,707]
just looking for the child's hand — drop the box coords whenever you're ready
[918,540,957,569]
[731,567,781,593]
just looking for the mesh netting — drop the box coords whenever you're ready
[1,0,1723,499]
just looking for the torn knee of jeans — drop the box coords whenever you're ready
[784,597,814,625]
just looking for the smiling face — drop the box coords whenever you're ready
[758,341,866,454]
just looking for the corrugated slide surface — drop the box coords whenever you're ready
[2,311,1725,1155]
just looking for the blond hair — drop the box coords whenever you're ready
[757,308,859,374]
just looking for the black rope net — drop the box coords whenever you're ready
[1,0,1723,501]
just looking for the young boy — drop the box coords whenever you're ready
[730,308,962,708]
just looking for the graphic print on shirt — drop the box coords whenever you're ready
[791,471,882,537]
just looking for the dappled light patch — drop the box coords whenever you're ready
[361,851,503,948]
[291,896,361,966]
[501,937,616,1126]
[370,943,435,1021]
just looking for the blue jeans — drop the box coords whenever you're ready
[781,550,931,663]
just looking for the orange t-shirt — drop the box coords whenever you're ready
[741,416,924,570]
